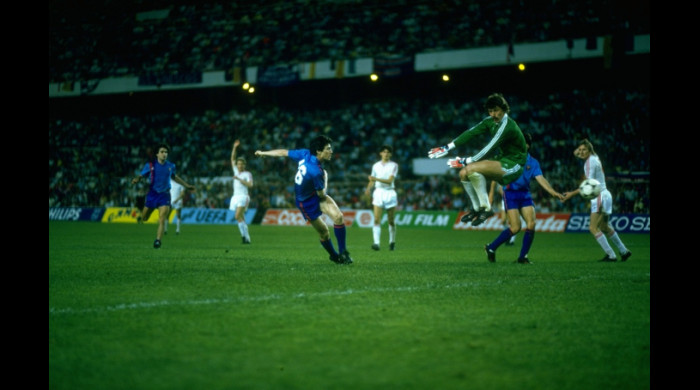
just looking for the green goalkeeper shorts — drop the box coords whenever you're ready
[499,158,524,185]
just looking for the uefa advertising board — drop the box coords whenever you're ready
[49,208,649,234]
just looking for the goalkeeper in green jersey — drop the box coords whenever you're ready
[428,93,527,227]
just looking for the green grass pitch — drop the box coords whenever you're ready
[49,221,650,390]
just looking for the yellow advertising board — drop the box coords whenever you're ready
[101,207,171,224]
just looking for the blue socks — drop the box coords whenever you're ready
[334,224,347,253]
[319,224,348,258]
[489,228,514,250]
[519,229,534,259]
[320,238,339,258]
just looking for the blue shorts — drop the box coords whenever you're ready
[297,194,322,221]
[503,190,534,211]
[145,191,171,209]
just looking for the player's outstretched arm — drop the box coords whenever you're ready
[173,174,196,190]
[535,175,565,201]
[255,149,289,158]
[231,139,240,163]
[446,156,472,168]
[561,189,579,202]
[428,143,454,159]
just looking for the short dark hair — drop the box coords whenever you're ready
[157,143,170,152]
[310,135,332,154]
[484,93,510,113]
[379,145,393,153]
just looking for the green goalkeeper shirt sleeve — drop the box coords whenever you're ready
[451,114,527,165]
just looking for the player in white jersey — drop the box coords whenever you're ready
[365,145,399,251]
[563,139,631,262]
[230,140,253,244]
[165,179,185,235]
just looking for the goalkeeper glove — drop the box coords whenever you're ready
[428,143,454,159]
[447,156,473,168]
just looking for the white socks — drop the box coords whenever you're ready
[468,172,491,211]
[373,224,396,246]
[595,232,616,258]
[373,225,381,245]
[607,231,629,254]
[461,181,480,210]
[238,221,250,241]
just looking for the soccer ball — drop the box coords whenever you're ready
[579,178,602,200]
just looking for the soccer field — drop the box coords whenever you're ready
[49,221,650,390]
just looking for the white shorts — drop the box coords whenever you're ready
[590,189,613,215]
[372,188,398,209]
[230,194,250,210]
[171,197,183,209]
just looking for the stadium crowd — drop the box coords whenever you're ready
[50,0,649,216]
[49,0,649,83]
[49,86,650,215]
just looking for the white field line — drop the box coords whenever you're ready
[49,281,488,316]
[49,272,649,316]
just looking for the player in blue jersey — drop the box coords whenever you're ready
[484,133,564,264]
[255,135,352,264]
[132,143,195,248]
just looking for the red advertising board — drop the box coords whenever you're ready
[454,211,571,232]
[262,209,357,227]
